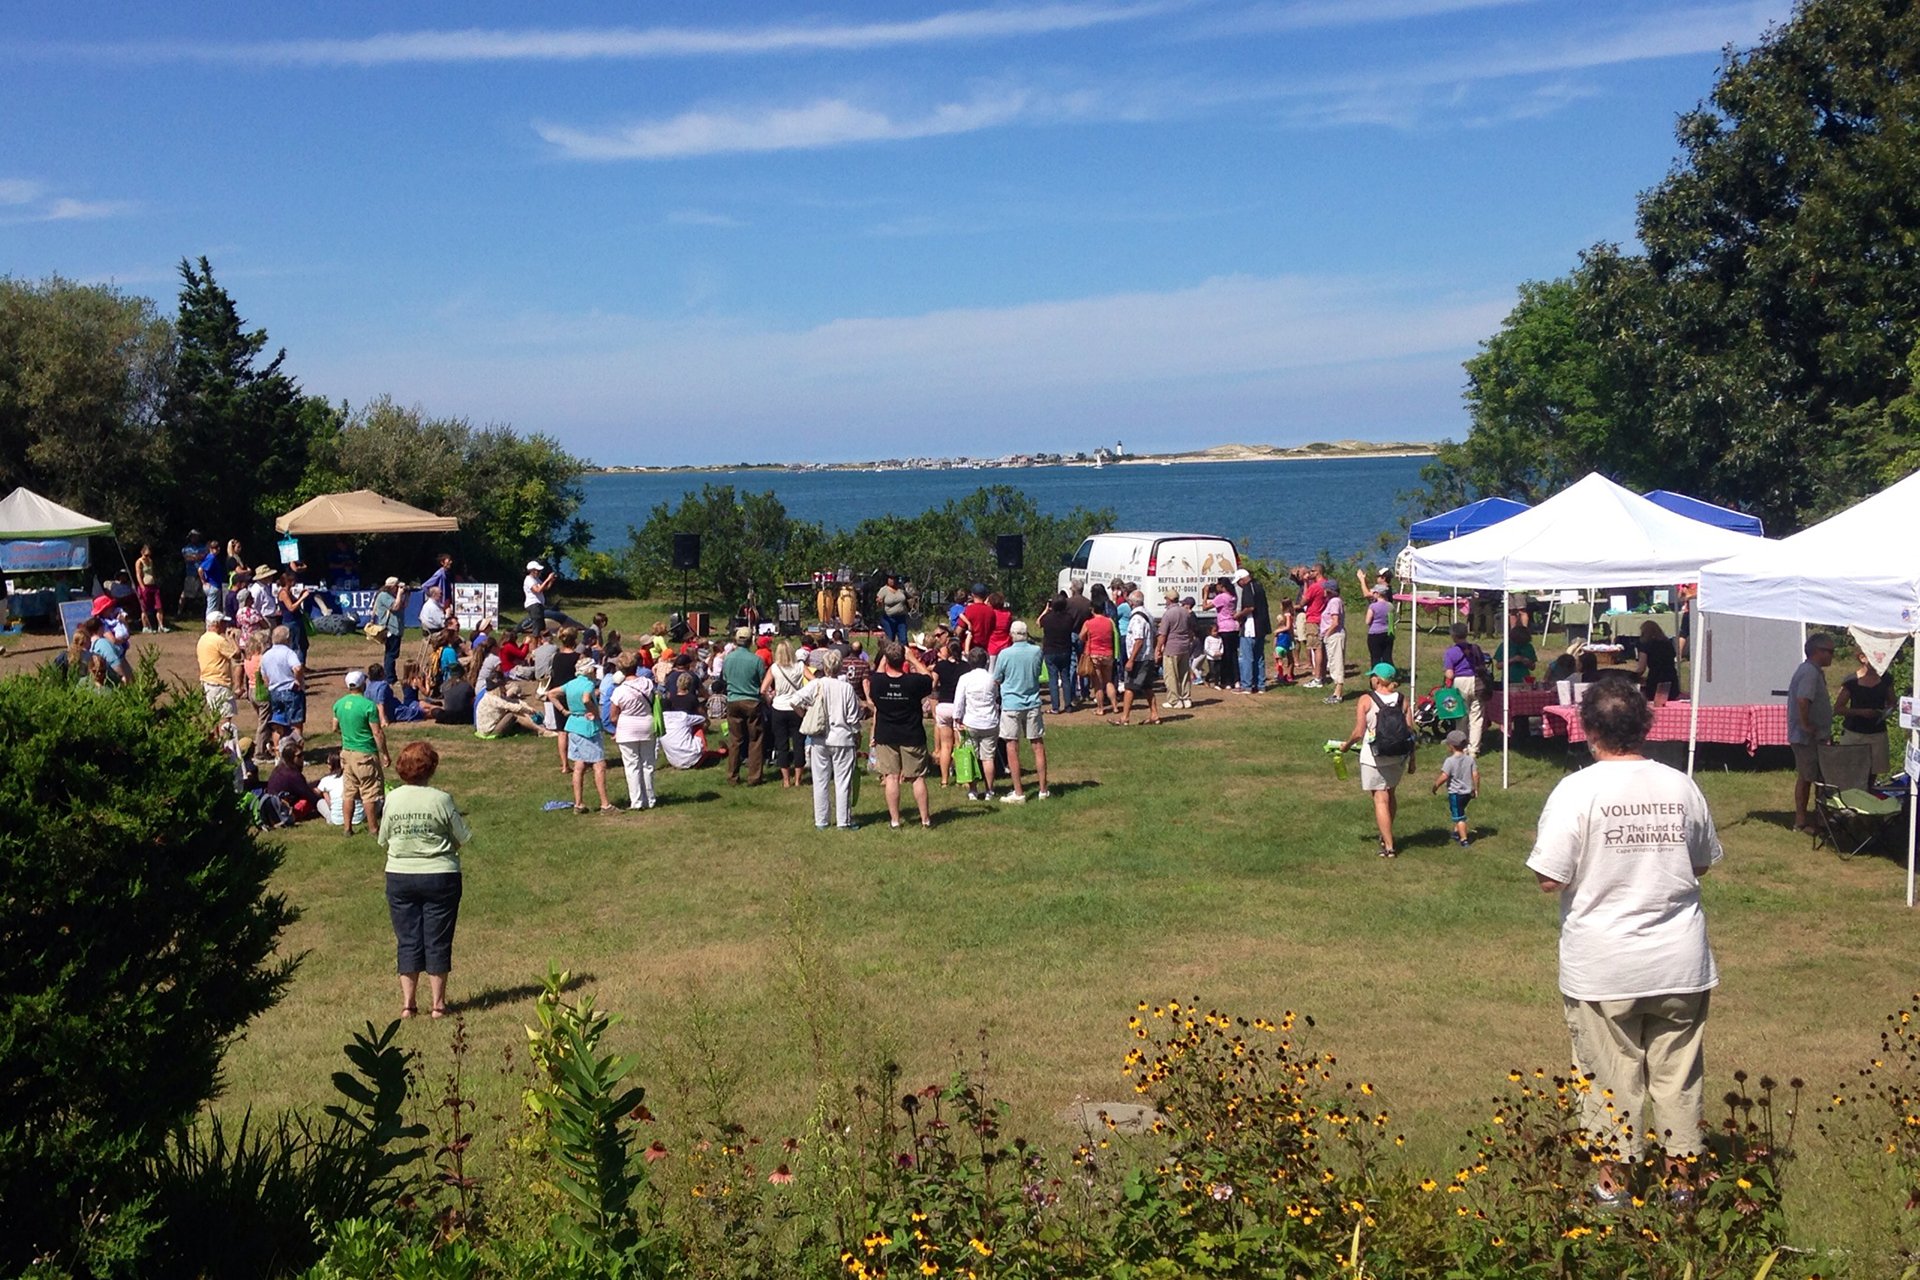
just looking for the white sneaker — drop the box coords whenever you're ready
[1037,789,1051,799]
[1161,699,1179,708]
[1303,678,1324,688]
[1180,699,1192,709]
[1000,791,1028,804]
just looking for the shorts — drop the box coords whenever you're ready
[1790,742,1822,782]
[934,702,957,728]
[1303,621,1322,644]
[202,682,235,720]
[999,707,1045,741]
[965,725,999,754]
[874,742,929,779]
[1447,792,1473,823]
[341,747,383,797]
[137,584,163,615]
[1274,634,1293,653]
[1124,660,1155,694]
[567,731,606,765]
[1323,632,1347,679]
[268,688,306,727]
[1360,754,1407,792]
[1089,655,1114,684]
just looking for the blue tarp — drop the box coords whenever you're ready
[1408,496,1530,542]
[1643,490,1764,536]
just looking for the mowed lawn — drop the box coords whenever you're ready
[31,601,1910,1254]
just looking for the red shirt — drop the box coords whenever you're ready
[962,601,995,647]
[986,607,1014,656]
[1302,577,1328,625]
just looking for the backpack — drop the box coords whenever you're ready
[1368,692,1414,757]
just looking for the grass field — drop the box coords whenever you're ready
[12,602,1916,1261]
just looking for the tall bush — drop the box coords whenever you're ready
[0,665,297,1275]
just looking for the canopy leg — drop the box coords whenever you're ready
[1686,612,1704,778]
[1909,646,1917,909]
[1502,588,1511,790]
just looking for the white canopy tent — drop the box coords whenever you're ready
[1699,468,1920,905]
[1406,473,1767,787]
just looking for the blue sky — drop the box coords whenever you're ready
[2,0,1790,465]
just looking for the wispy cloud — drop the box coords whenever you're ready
[29,2,1172,67]
[1192,0,1535,37]
[667,209,749,228]
[0,178,134,223]
[538,91,1040,160]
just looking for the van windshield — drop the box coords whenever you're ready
[1070,539,1092,570]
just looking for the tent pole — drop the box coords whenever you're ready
[1408,570,1418,700]
[1908,641,1917,909]
[1686,611,1704,778]
[1502,587,1511,790]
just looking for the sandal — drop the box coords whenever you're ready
[599,805,618,814]
[401,1004,417,1019]
[573,804,590,814]
[430,1005,448,1020]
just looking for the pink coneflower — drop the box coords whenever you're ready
[769,1164,794,1185]
[644,1142,669,1163]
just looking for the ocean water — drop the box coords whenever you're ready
[578,454,1435,568]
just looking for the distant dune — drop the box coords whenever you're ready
[591,440,1436,474]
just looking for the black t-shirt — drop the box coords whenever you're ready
[1842,674,1891,734]
[1640,634,1678,693]
[1066,596,1094,628]
[550,651,579,688]
[868,670,932,747]
[436,679,475,724]
[661,669,703,713]
[1039,608,1076,652]
[933,658,965,704]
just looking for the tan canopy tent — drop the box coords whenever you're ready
[275,490,459,535]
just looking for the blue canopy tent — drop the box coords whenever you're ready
[1643,490,1765,536]
[1407,496,1531,542]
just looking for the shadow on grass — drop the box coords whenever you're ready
[449,970,595,1015]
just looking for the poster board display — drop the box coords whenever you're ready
[452,583,500,632]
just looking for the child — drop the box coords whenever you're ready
[314,748,368,828]
[1272,595,1296,684]
[1431,729,1479,847]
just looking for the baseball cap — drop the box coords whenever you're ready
[1445,729,1468,749]
[971,582,988,596]
[1009,620,1029,640]
[735,626,751,642]
[1369,662,1399,681]
[384,576,400,588]
[345,670,366,688]
[526,560,543,571]
[205,609,231,623]
[1234,567,1251,581]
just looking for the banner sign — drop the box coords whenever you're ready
[452,583,500,633]
[0,538,90,573]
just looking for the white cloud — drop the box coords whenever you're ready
[39,2,1172,66]
[0,181,134,224]
[0,178,46,205]
[41,197,131,221]
[538,91,1036,159]
[303,272,1507,460]
[666,209,749,228]
[1192,0,1536,37]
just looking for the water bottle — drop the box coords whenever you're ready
[1324,739,1349,780]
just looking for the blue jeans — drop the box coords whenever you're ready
[1043,649,1072,713]
[881,616,908,647]
[1239,634,1266,691]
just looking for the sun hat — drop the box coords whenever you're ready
[1445,729,1468,749]
[253,564,279,583]
[91,594,117,615]
[1009,620,1029,640]
[1369,662,1399,681]
[344,670,366,689]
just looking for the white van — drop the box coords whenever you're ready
[1057,532,1240,617]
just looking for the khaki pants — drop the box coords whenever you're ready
[1463,687,1487,755]
[1162,655,1191,703]
[1563,990,1710,1159]
[341,749,383,832]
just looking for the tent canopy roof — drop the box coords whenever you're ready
[0,487,112,538]
[1406,473,1765,591]
[1644,490,1765,536]
[1698,468,1920,632]
[1408,495,1530,542]
[276,490,459,536]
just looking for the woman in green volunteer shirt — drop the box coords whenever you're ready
[377,741,472,1019]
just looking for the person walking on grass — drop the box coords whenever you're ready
[994,621,1050,801]
[722,626,768,786]
[1364,583,1394,672]
[331,670,391,839]
[1079,599,1119,716]
[1337,663,1414,858]
[1430,729,1478,847]
[1113,592,1163,727]
[1156,590,1193,709]
[867,642,935,828]
[791,647,863,830]
[548,659,614,813]
[197,609,241,731]
[378,741,471,1021]
[1526,680,1723,1207]
[1442,621,1492,756]
[260,624,306,758]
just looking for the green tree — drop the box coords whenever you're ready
[624,484,828,606]
[162,257,323,545]
[1430,0,1920,531]
[0,276,174,544]
[0,664,297,1275]
[318,396,589,583]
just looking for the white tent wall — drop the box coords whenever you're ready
[1694,614,1806,707]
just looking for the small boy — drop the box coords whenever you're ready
[1431,729,1479,846]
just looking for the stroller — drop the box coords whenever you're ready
[1412,685,1468,745]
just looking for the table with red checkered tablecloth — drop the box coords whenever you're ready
[1539,702,1790,754]
[1494,687,1560,733]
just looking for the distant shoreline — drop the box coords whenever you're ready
[588,442,1438,475]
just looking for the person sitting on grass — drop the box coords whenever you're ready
[474,672,558,739]
[315,749,368,828]
[264,739,326,823]
[386,660,431,722]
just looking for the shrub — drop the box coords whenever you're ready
[0,663,297,1275]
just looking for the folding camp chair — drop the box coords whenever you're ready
[1813,743,1904,859]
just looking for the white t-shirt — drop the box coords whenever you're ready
[523,573,544,609]
[315,774,365,827]
[1525,759,1723,1002]
[611,674,655,743]
[420,597,448,632]
[952,667,1001,731]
